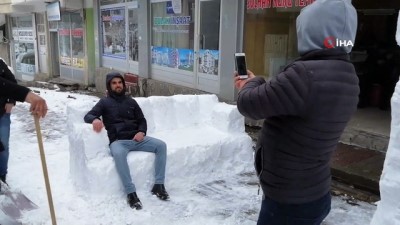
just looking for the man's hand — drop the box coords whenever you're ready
[92,119,104,133]
[5,103,14,113]
[133,132,145,142]
[24,92,48,118]
[234,70,255,91]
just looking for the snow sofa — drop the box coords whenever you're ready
[67,94,253,195]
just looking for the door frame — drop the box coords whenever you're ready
[193,0,221,93]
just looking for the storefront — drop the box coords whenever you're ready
[10,15,36,81]
[244,0,400,111]
[95,0,242,101]
[100,0,139,74]
[48,11,85,82]
[150,0,221,93]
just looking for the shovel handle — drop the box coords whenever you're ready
[34,115,57,225]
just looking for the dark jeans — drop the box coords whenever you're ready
[257,192,331,225]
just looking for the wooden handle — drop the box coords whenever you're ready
[34,115,57,225]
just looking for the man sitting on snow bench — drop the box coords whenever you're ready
[84,72,169,210]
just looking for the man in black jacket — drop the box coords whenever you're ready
[234,0,359,224]
[84,72,169,210]
[0,58,47,191]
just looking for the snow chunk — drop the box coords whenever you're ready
[371,81,400,224]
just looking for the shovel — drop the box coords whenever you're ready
[0,181,38,223]
[34,115,57,225]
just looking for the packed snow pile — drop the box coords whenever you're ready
[371,11,400,224]
[397,11,400,46]
[67,94,253,195]
[370,69,400,223]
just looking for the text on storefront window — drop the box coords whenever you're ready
[247,0,315,9]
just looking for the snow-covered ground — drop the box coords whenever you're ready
[2,88,376,224]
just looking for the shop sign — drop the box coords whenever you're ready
[153,16,191,26]
[102,15,124,22]
[12,29,34,42]
[47,1,61,21]
[59,29,71,36]
[247,0,315,9]
[71,29,83,37]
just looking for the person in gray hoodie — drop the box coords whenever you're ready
[234,0,359,224]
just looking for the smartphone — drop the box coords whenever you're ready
[235,53,248,79]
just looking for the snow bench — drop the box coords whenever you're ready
[67,94,253,195]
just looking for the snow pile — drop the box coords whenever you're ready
[2,88,378,224]
[397,10,400,46]
[370,67,400,223]
[67,94,253,195]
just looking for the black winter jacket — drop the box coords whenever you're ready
[0,59,22,116]
[237,49,359,204]
[84,74,147,144]
[84,96,147,144]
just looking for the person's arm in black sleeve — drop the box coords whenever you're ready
[84,99,105,123]
[237,63,310,120]
[0,76,30,102]
[1,60,18,105]
[133,100,147,135]
[0,59,18,84]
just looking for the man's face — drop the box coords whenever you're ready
[110,77,124,93]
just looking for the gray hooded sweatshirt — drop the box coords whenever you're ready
[237,0,359,204]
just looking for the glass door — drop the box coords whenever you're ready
[127,1,139,73]
[195,0,221,92]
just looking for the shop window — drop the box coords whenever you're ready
[11,16,36,75]
[151,0,195,71]
[244,7,301,78]
[101,7,126,59]
[58,12,85,68]
[128,7,139,61]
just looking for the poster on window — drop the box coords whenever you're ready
[167,0,182,14]
[151,46,194,71]
[14,42,35,74]
[101,7,126,59]
[198,49,219,75]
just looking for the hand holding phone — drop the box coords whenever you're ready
[235,53,248,79]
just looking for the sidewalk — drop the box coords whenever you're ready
[331,143,384,196]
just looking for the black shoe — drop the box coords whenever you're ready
[0,174,5,193]
[0,174,6,183]
[127,192,142,210]
[151,184,169,200]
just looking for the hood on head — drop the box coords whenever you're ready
[106,72,126,95]
[296,0,357,55]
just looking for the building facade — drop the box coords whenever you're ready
[1,0,245,102]
[0,0,399,104]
